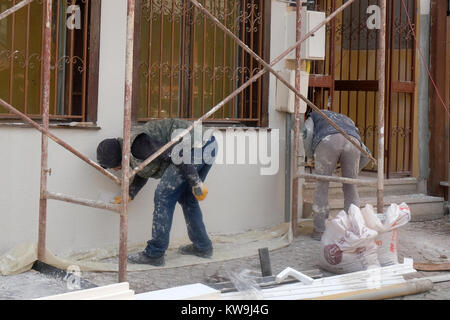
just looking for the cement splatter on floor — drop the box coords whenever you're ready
[0,270,71,300]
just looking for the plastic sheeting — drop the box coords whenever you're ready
[0,223,293,276]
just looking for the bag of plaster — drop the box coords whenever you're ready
[361,202,411,266]
[319,204,380,274]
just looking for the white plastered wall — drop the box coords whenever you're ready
[0,0,296,256]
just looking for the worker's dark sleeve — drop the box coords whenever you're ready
[131,133,202,187]
[129,175,148,200]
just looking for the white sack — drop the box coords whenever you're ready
[319,204,380,274]
[361,203,411,266]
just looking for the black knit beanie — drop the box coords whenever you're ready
[97,138,122,169]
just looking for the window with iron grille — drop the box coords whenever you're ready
[135,0,270,127]
[0,0,101,123]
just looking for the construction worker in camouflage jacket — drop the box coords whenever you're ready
[96,118,218,266]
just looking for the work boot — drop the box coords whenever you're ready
[127,252,165,266]
[310,230,323,241]
[178,244,213,258]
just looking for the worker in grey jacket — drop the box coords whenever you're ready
[303,110,371,240]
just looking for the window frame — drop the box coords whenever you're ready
[131,0,271,127]
[0,0,101,124]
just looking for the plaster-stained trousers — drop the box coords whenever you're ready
[312,134,361,237]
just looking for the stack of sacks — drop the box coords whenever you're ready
[319,204,380,274]
[361,203,411,266]
[319,203,411,274]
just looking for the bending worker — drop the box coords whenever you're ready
[302,109,371,241]
[96,118,217,266]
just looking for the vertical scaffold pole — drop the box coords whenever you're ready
[292,0,303,236]
[38,0,52,261]
[377,0,387,213]
[119,0,136,283]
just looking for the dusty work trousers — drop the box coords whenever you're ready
[144,137,217,258]
[313,134,361,235]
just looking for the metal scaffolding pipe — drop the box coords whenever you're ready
[38,0,52,262]
[0,0,34,21]
[45,191,121,214]
[377,0,387,213]
[129,0,362,180]
[292,1,303,237]
[0,98,121,186]
[297,172,377,186]
[118,0,136,283]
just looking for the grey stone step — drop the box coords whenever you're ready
[302,177,418,201]
[302,193,445,222]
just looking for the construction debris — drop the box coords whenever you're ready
[413,262,450,272]
[220,258,420,300]
[275,267,314,285]
[35,259,450,300]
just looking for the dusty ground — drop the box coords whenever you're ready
[0,216,449,300]
[394,217,450,300]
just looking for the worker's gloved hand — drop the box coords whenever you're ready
[192,182,208,201]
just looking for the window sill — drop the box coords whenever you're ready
[0,121,101,130]
[137,119,272,131]
[210,126,273,132]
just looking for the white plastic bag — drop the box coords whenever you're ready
[361,203,411,266]
[319,204,380,274]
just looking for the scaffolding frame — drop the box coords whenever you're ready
[0,0,386,282]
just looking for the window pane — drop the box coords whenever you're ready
[139,0,183,119]
[0,0,92,121]
[137,0,265,126]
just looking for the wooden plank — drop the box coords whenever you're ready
[413,262,450,271]
[37,283,133,300]
[391,81,415,93]
[95,290,135,300]
[308,75,333,88]
[136,283,221,300]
